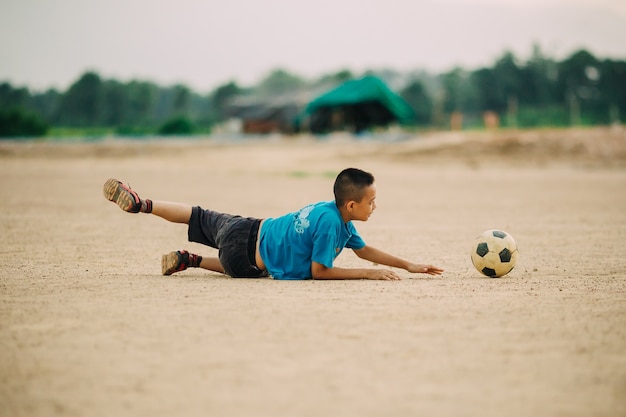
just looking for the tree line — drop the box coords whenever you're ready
[1,46,624,138]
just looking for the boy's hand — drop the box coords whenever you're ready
[406,263,444,275]
[367,269,402,280]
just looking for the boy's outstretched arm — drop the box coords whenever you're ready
[311,261,402,280]
[353,245,444,276]
[310,246,443,281]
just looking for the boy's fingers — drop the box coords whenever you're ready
[420,265,444,275]
[386,270,401,280]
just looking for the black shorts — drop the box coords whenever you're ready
[187,206,267,278]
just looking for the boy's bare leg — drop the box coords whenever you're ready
[199,257,226,274]
[103,179,192,223]
[150,201,193,224]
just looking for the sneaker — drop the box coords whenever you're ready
[162,250,190,275]
[103,179,142,213]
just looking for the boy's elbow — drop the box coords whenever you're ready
[310,262,330,279]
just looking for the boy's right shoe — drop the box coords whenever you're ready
[103,179,142,213]
[162,250,191,275]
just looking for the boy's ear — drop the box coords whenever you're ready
[346,200,355,212]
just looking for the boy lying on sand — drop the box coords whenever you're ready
[103,168,443,280]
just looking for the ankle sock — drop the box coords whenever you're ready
[140,199,152,213]
[188,253,202,268]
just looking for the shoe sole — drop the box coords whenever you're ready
[162,252,181,275]
[103,178,138,212]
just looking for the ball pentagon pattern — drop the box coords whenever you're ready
[470,230,518,278]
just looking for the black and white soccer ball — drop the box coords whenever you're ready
[470,230,518,278]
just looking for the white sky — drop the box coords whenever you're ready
[1,0,625,92]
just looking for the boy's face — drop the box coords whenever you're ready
[349,184,377,221]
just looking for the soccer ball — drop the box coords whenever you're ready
[470,230,518,278]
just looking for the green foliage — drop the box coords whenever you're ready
[158,116,195,135]
[47,126,113,138]
[314,70,354,87]
[400,80,433,125]
[463,52,522,114]
[115,125,153,136]
[0,83,30,109]
[440,68,478,113]
[256,69,305,96]
[514,106,569,128]
[125,81,158,126]
[99,80,127,126]
[56,72,103,126]
[0,46,625,136]
[171,84,191,115]
[435,48,626,128]
[0,108,48,138]
[211,81,241,123]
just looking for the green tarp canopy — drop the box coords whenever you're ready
[302,76,415,133]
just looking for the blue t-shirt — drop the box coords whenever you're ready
[259,201,366,280]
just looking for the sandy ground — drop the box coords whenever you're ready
[1,127,625,417]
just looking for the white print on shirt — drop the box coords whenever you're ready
[293,204,314,234]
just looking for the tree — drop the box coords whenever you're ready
[523,44,559,107]
[401,80,433,125]
[210,81,242,123]
[0,83,29,110]
[0,108,48,137]
[440,68,476,114]
[126,81,157,126]
[557,49,602,124]
[314,69,354,87]
[172,84,191,115]
[598,59,626,123]
[494,52,522,98]
[256,69,305,96]
[56,71,103,126]
[471,68,499,111]
[29,88,61,124]
[470,51,522,115]
[100,80,128,126]
[158,116,194,135]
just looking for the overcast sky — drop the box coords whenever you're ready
[1,0,625,92]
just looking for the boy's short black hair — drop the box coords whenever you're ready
[334,168,375,206]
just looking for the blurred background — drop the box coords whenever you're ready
[1,0,625,138]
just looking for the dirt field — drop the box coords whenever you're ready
[1,127,625,417]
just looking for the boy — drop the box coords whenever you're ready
[103,168,443,280]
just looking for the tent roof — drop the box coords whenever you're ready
[303,76,415,124]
